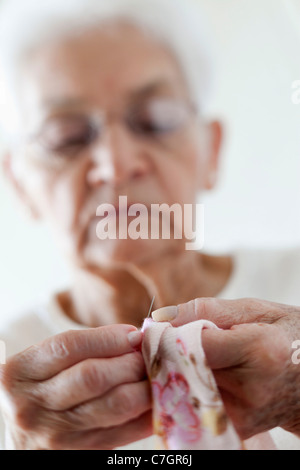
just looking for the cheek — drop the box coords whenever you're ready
[156,137,205,205]
[23,159,85,234]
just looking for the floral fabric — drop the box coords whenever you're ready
[141,318,243,450]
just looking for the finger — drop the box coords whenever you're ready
[12,324,139,380]
[79,410,153,450]
[39,410,153,450]
[35,352,146,409]
[201,327,250,370]
[56,380,152,430]
[152,297,289,329]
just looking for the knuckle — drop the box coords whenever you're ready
[2,394,37,431]
[48,333,72,359]
[0,370,33,431]
[81,360,106,394]
[109,387,135,416]
[98,328,112,351]
[128,352,145,378]
[98,325,121,352]
[63,408,84,428]
[195,297,217,319]
[131,350,145,367]
[14,401,36,430]
[47,410,74,432]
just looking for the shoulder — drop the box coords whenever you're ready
[221,246,300,304]
[0,294,79,359]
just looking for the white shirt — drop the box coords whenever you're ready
[1,247,300,450]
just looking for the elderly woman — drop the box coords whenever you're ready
[1,0,300,450]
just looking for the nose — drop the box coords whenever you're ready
[87,122,152,187]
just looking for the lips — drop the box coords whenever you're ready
[87,197,154,227]
[93,202,138,219]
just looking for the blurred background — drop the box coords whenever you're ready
[0,0,300,324]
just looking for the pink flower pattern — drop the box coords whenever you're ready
[142,319,243,450]
[152,372,201,448]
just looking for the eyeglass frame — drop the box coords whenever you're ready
[24,96,199,160]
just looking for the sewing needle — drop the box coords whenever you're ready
[146,295,155,319]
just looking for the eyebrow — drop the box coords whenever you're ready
[128,79,176,100]
[41,79,178,112]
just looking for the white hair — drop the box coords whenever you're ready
[0,0,216,140]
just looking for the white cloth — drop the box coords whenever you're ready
[1,247,300,449]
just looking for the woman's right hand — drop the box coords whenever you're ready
[0,324,152,449]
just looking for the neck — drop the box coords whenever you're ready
[59,249,232,328]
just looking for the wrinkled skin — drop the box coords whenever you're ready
[155,297,300,440]
[0,325,152,450]
[4,19,294,450]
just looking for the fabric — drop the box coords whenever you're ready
[2,247,300,449]
[141,318,242,450]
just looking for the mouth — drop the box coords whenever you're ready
[87,197,154,229]
[88,202,141,223]
[114,201,151,217]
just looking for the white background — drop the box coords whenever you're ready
[0,0,300,324]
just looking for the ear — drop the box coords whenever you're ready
[2,152,41,220]
[203,120,223,190]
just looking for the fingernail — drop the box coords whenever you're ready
[152,306,178,322]
[128,330,143,348]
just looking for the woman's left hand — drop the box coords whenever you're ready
[152,298,300,439]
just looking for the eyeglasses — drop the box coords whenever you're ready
[28,97,198,159]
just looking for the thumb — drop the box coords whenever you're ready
[152,297,281,329]
[151,302,252,369]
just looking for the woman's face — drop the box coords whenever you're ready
[10,23,221,269]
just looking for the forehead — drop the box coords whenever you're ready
[18,23,188,118]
